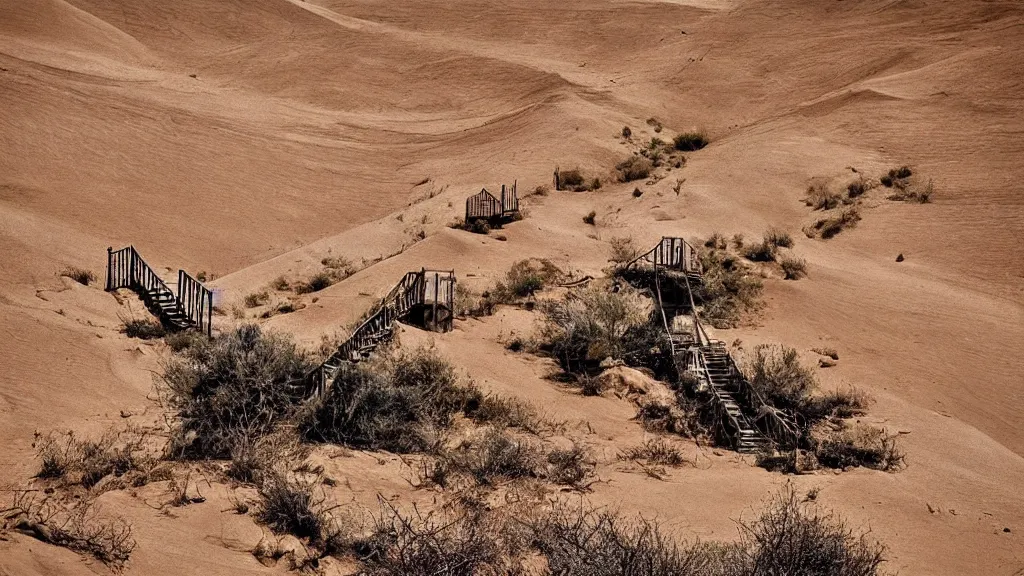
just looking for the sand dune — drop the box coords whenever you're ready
[1,0,1023,574]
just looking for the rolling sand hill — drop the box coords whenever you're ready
[1,0,1022,574]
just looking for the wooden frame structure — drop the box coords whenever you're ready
[106,245,213,336]
[464,181,520,223]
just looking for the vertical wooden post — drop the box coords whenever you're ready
[105,247,113,291]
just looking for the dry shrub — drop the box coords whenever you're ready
[60,266,95,286]
[810,207,861,239]
[764,227,794,248]
[227,431,307,484]
[812,422,904,471]
[295,271,335,294]
[321,256,356,277]
[6,494,136,567]
[299,347,470,453]
[539,284,661,374]
[704,232,727,250]
[464,394,542,433]
[847,177,870,198]
[812,347,839,360]
[434,427,541,486]
[743,238,777,262]
[695,244,764,328]
[744,344,817,414]
[532,487,887,576]
[673,131,709,151]
[556,167,585,190]
[780,256,808,280]
[121,317,166,340]
[805,182,842,210]
[161,324,314,459]
[616,155,653,182]
[491,259,561,304]
[619,438,688,467]
[256,471,331,541]
[164,330,206,352]
[354,497,527,576]
[34,428,153,489]
[634,398,704,439]
[583,210,597,225]
[545,442,596,489]
[244,290,270,308]
[609,236,640,266]
[809,387,869,419]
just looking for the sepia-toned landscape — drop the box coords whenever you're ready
[1,0,1022,574]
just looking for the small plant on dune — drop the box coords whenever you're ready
[805,182,842,210]
[673,131,709,151]
[295,271,335,294]
[545,442,596,490]
[491,259,561,304]
[464,393,543,433]
[810,206,861,239]
[812,422,904,471]
[704,232,728,250]
[555,167,585,191]
[764,227,794,248]
[60,266,96,286]
[616,155,653,182]
[812,347,839,360]
[432,427,542,487]
[320,256,355,277]
[619,438,688,467]
[7,494,137,567]
[34,427,153,489]
[255,471,331,541]
[780,256,807,280]
[121,317,166,340]
[582,210,597,225]
[880,165,912,187]
[743,238,777,262]
[271,276,289,291]
[846,177,870,198]
[244,290,270,308]
[590,177,602,190]
[621,126,632,139]
[608,236,640,267]
[164,330,207,352]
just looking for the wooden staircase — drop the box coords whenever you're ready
[700,345,768,454]
[106,246,213,336]
[308,269,455,398]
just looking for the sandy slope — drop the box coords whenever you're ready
[1,0,1023,574]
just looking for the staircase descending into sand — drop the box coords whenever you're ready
[625,237,774,454]
[307,269,455,398]
[105,246,213,336]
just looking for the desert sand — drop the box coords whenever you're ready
[1,0,1022,574]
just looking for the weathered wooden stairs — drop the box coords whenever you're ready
[105,245,214,336]
[625,237,772,454]
[307,269,455,398]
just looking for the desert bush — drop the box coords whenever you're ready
[244,290,270,308]
[673,131,709,151]
[556,168,585,190]
[621,126,632,139]
[704,232,727,250]
[616,155,653,182]
[886,178,932,203]
[164,330,206,352]
[295,271,335,294]
[7,495,136,567]
[256,471,331,541]
[464,394,542,433]
[531,487,888,576]
[744,344,817,413]
[591,177,603,190]
[805,182,842,210]
[545,442,596,489]
[299,347,470,453]
[736,487,888,575]
[881,166,912,187]
[764,227,794,248]
[847,177,869,198]
[321,256,356,277]
[453,283,492,317]
[583,210,597,225]
[632,187,644,198]
[810,206,861,239]
[121,317,166,339]
[695,244,764,328]
[355,498,525,576]
[538,284,658,374]
[812,347,839,360]
[491,259,561,304]
[634,398,704,439]
[435,427,541,486]
[608,236,640,266]
[780,256,807,280]
[35,428,153,489]
[271,276,290,291]
[161,324,314,459]
[60,266,95,286]
[808,387,869,420]
[743,238,777,262]
[227,431,307,484]
[812,422,904,471]
[619,438,688,467]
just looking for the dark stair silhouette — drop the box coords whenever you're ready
[106,246,213,336]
